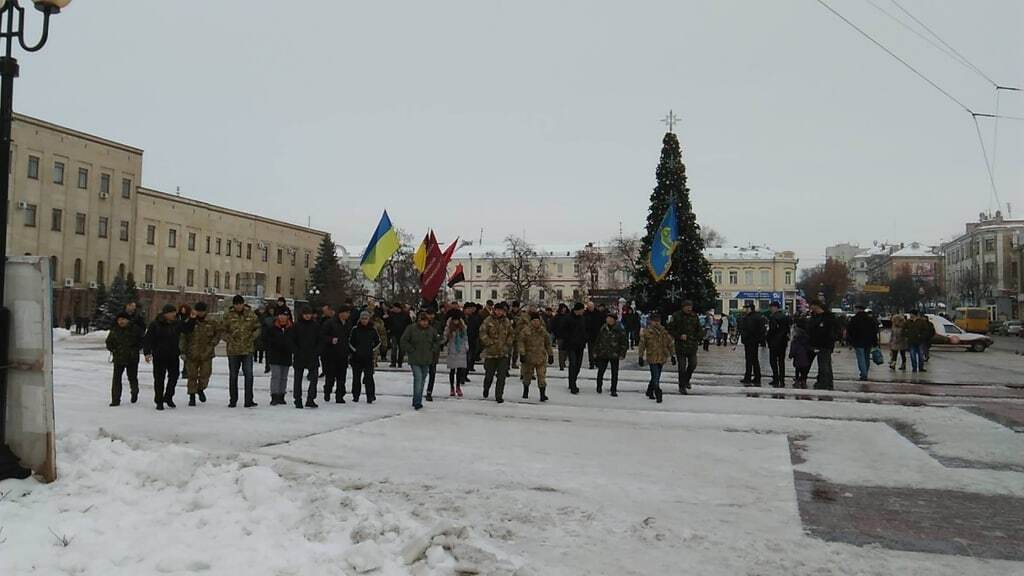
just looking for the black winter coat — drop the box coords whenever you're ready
[846,312,879,348]
[349,322,382,364]
[142,318,181,360]
[807,312,839,350]
[562,313,589,350]
[289,317,322,368]
[385,312,411,338]
[767,312,791,348]
[266,325,293,366]
[739,312,767,345]
[584,310,603,340]
[322,317,353,362]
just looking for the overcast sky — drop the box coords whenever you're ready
[15,1,1022,267]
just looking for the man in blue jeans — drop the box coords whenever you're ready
[846,304,879,381]
[223,295,261,407]
[400,311,443,410]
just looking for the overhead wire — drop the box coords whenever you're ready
[862,0,979,78]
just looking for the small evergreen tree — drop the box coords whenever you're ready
[125,273,139,303]
[309,234,354,307]
[98,275,129,330]
[629,131,717,313]
[91,283,108,327]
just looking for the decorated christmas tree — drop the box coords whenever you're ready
[309,233,354,306]
[629,130,717,313]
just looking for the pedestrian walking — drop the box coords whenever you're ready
[766,301,791,388]
[562,303,589,394]
[105,312,141,406]
[142,304,182,411]
[889,313,908,370]
[638,312,673,403]
[669,300,703,394]
[180,302,221,406]
[464,302,482,375]
[594,312,628,396]
[718,314,730,346]
[401,311,443,410]
[322,306,353,403]
[290,306,322,409]
[386,302,411,368]
[622,306,641,349]
[266,309,293,406]
[905,310,931,373]
[519,313,553,401]
[445,311,469,398]
[350,310,382,403]
[738,303,766,386]
[847,304,879,381]
[479,302,515,403]
[702,311,715,352]
[552,303,570,371]
[584,301,602,369]
[223,294,261,408]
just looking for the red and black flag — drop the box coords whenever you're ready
[447,263,465,288]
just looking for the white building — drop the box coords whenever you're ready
[705,246,799,313]
[941,212,1024,319]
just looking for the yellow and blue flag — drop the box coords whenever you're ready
[647,197,679,282]
[360,211,401,281]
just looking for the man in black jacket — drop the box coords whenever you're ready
[350,310,382,403]
[738,303,766,385]
[385,303,411,367]
[846,304,879,381]
[322,306,352,403]
[563,303,589,394]
[290,306,322,408]
[583,302,603,369]
[142,304,181,411]
[807,300,839,390]
[464,302,482,375]
[766,301,791,388]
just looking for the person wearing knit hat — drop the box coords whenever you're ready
[349,307,382,403]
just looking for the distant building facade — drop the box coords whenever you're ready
[941,212,1024,320]
[705,246,799,313]
[8,113,325,322]
[824,242,865,268]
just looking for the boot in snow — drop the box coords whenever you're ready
[198,390,207,403]
[522,383,529,399]
[164,396,176,409]
[450,385,456,397]
[540,389,548,402]
[294,399,304,409]
[188,394,197,407]
[130,389,139,404]
[305,397,318,408]
[456,384,463,397]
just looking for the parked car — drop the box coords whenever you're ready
[998,320,1023,337]
[928,314,992,352]
[988,320,1004,335]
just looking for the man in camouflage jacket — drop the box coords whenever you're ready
[222,295,261,407]
[518,314,553,402]
[668,300,703,394]
[180,301,221,406]
[479,302,515,403]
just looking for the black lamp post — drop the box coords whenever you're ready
[0,0,69,481]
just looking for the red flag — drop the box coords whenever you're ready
[421,236,460,302]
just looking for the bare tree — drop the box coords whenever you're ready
[575,243,606,294]
[608,234,641,289]
[374,229,420,304]
[700,226,726,248]
[488,235,548,303]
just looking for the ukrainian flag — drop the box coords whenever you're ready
[360,211,401,281]
[647,197,679,282]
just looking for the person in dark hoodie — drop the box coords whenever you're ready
[738,303,766,386]
[806,300,839,390]
[464,302,482,377]
[105,312,142,406]
[350,310,382,403]
[142,304,182,411]
[583,301,603,369]
[266,308,293,405]
[322,305,353,404]
[846,304,879,381]
[289,305,323,409]
[562,303,589,394]
[386,302,411,367]
[766,301,792,388]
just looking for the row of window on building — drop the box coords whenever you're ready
[946,237,999,264]
[712,269,792,287]
[142,226,310,268]
[25,154,133,197]
[450,286,584,303]
[56,255,299,298]
[24,205,131,240]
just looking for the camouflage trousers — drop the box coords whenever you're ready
[186,357,213,395]
[521,361,547,389]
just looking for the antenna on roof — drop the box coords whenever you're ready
[479,228,483,246]
[176,186,180,197]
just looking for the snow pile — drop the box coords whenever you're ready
[0,432,524,576]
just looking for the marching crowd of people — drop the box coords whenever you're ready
[101,294,937,411]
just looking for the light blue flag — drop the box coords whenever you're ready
[647,197,679,282]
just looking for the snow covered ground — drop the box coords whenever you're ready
[2,330,1023,575]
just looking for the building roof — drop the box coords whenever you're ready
[14,112,144,156]
[139,187,327,237]
[705,246,793,261]
[890,242,938,258]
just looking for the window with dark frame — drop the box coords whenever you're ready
[98,216,109,239]
[77,167,88,189]
[168,229,177,248]
[146,225,156,245]
[27,155,39,179]
[75,213,86,235]
[122,178,132,199]
[119,220,129,241]
[51,208,62,232]
[23,203,36,227]
[100,173,110,195]
[53,161,64,184]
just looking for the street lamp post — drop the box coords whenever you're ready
[0,0,70,481]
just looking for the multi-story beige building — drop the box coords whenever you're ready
[706,246,799,313]
[942,212,1024,320]
[7,113,325,322]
